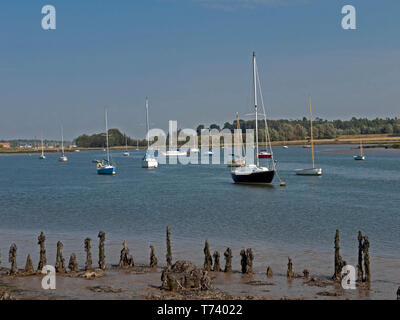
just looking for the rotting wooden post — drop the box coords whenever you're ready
[24,254,34,274]
[203,240,212,271]
[363,236,370,283]
[357,231,364,282]
[84,238,92,271]
[68,253,78,272]
[55,241,66,273]
[98,231,106,270]
[333,229,346,281]
[213,251,221,272]
[37,232,46,272]
[8,244,17,275]
[166,226,172,269]
[224,248,232,273]
[150,245,158,268]
[266,266,273,278]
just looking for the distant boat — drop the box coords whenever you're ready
[97,109,116,175]
[123,134,130,157]
[258,150,272,158]
[39,134,46,160]
[59,126,68,162]
[231,52,275,184]
[283,145,288,149]
[74,149,80,152]
[189,147,199,154]
[162,149,186,156]
[142,97,158,169]
[228,112,245,167]
[295,96,322,176]
[303,145,312,148]
[354,139,365,160]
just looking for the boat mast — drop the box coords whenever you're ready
[253,52,259,167]
[309,95,315,169]
[236,112,242,157]
[145,97,150,149]
[41,133,44,157]
[360,139,363,156]
[61,125,65,156]
[105,108,110,163]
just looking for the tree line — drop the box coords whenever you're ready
[74,117,400,147]
[199,117,400,141]
[75,129,145,148]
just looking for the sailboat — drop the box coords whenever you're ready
[231,52,275,184]
[39,134,46,159]
[228,112,245,167]
[59,126,68,162]
[141,97,158,169]
[354,139,365,160]
[123,135,130,157]
[295,96,322,176]
[97,109,116,175]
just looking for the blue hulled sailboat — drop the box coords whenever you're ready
[97,109,116,175]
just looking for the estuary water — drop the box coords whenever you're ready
[0,145,399,298]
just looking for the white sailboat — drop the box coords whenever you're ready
[231,52,275,184]
[97,109,116,175]
[39,133,46,159]
[295,96,322,176]
[142,97,158,169]
[123,134,130,157]
[354,139,365,160]
[228,112,245,167]
[59,126,68,162]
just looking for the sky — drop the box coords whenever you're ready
[0,0,399,140]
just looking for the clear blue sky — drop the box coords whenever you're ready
[0,0,399,140]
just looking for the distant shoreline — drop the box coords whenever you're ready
[1,133,399,154]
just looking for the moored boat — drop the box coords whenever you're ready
[59,126,68,162]
[231,52,275,184]
[354,139,365,160]
[295,96,322,176]
[142,97,159,169]
[97,109,116,175]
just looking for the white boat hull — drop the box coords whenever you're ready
[161,151,187,156]
[142,157,158,168]
[59,156,68,162]
[295,168,322,176]
[354,155,365,160]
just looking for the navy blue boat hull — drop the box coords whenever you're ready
[231,170,275,184]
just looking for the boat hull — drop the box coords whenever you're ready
[231,168,275,184]
[59,156,68,162]
[258,154,272,159]
[354,155,365,160]
[142,158,158,168]
[295,168,322,176]
[97,166,116,175]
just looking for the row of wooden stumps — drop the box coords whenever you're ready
[1,227,399,299]
[0,231,108,275]
[0,232,161,277]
